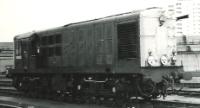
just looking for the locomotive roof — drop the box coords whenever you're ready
[14,7,161,39]
[14,32,35,40]
[63,7,161,27]
[14,26,64,40]
[63,10,140,27]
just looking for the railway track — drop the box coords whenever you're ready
[0,75,22,96]
[0,87,22,96]
[167,83,200,97]
[0,103,22,108]
[0,75,200,108]
[176,90,200,97]
[151,99,200,108]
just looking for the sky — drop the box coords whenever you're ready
[0,0,171,42]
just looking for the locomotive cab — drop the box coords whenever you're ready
[14,33,40,71]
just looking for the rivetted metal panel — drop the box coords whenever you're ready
[77,29,86,66]
[104,22,113,65]
[95,23,104,65]
[63,29,77,67]
[71,29,78,67]
[86,26,95,66]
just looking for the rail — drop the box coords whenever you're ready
[0,103,22,108]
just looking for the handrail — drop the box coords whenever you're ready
[83,78,108,83]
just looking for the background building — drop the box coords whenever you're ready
[0,42,14,73]
[166,0,200,37]
[165,0,200,73]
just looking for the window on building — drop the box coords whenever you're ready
[176,3,181,6]
[177,23,182,26]
[176,11,182,14]
[177,27,182,29]
[168,9,174,11]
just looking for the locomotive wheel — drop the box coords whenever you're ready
[137,79,156,99]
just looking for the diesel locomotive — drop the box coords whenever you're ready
[11,8,185,100]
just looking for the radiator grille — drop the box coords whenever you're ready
[117,22,138,59]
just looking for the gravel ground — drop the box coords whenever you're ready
[0,96,109,108]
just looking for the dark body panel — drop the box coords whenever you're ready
[14,12,140,74]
